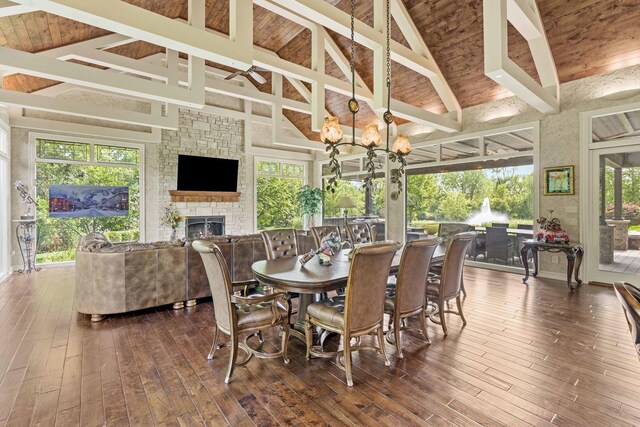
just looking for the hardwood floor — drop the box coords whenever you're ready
[0,266,638,426]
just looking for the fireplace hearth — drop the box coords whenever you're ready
[185,216,225,238]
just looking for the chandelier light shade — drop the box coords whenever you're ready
[360,123,382,148]
[320,116,343,143]
[391,134,412,155]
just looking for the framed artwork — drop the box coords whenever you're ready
[543,165,574,195]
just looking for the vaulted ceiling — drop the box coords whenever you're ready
[1,0,639,141]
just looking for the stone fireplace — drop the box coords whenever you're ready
[185,216,225,239]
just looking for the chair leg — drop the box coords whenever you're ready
[377,325,391,367]
[461,277,467,297]
[419,310,431,344]
[208,327,219,360]
[304,314,313,360]
[439,302,448,336]
[393,315,403,359]
[343,335,354,387]
[281,324,290,364]
[224,333,239,384]
[457,295,467,325]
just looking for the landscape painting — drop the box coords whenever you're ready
[49,185,129,218]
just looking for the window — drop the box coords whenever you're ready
[255,159,306,231]
[35,138,142,264]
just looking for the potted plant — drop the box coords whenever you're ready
[297,185,322,229]
[161,204,184,240]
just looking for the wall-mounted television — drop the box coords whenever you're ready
[49,185,129,218]
[177,155,239,192]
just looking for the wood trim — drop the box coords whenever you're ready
[169,190,241,203]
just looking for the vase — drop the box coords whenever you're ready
[170,228,177,241]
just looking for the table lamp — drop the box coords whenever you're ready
[336,196,356,235]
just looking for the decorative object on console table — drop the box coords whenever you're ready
[161,204,184,241]
[14,180,36,220]
[297,185,322,228]
[535,210,570,243]
[543,165,574,195]
[169,190,241,203]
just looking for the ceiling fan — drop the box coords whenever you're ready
[224,65,268,84]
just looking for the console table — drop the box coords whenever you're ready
[520,239,583,290]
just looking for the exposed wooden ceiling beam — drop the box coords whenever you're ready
[12,0,253,70]
[484,0,559,114]
[0,0,33,17]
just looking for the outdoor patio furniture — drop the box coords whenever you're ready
[485,226,516,265]
[492,223,509,228]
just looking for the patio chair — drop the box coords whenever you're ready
[485,226,516,265]
[613,282,640,361]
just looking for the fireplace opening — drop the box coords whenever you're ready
[185,216,225,238]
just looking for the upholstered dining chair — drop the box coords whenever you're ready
[304,242,401,386]
[613,282,640,361]
[384,238,442,358]
[311,225,341,247]
[261,228,299,260]
[346,222,373,245]
[427,232,475,336]
[192,240,290,384]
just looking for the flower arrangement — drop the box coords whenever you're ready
[161,204,184,230]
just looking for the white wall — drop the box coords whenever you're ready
[0,106,10,282]
[398,64,640,279]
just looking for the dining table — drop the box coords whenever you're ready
[251,245,446,344]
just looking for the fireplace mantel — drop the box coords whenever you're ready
[169,190,241,203]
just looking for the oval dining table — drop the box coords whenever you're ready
[251,246,446,344]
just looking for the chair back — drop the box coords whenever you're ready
[517,224,533,230]
[492,223,509,228]
[485,226,509,262]
[396,238,441,313]
[440,232,475,300]
[345,242,400,332]
[311,225,341,247]
[614,282,640,360]
[261,229,299,260]
[438,222,471,247]
[346,222,373,245]
[192,240,234,333]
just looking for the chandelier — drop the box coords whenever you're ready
[321,0,411,200]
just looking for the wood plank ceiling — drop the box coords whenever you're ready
[1,0,639,141]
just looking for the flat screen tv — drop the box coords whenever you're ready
[177,155,239,192]
[49,185,129,218]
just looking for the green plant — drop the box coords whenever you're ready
[297,185,322,228]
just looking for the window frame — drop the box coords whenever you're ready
[254,157,308,232]
[30,132,146,244]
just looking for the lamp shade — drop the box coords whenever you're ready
[336,196,357,209]
[320,116,343,143]
[391,134,412,155]
[360,123,382,148]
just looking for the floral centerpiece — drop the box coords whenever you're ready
[161,204,184,240]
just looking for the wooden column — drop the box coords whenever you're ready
[614,166,623,220]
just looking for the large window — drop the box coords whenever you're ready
[255,159,306,231]
[35,138,142,264]
[406,126,536,269]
